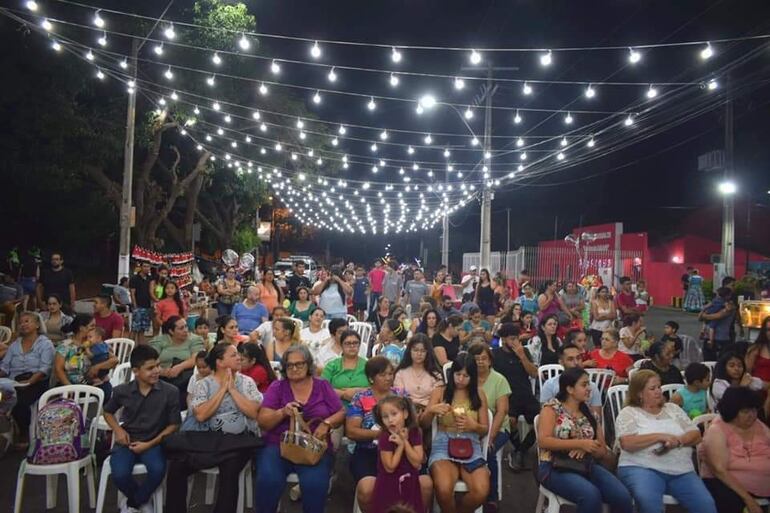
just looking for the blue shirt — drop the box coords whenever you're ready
[232,301,269,334]
[517,295,539,314]
[540,375,602,408]
[0,335,55,379]
[353,277,369,303]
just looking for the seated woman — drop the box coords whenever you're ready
[711,351,766,406]
[321,329,368,406]
[460,307,493,345]
[166,343,261,513]
[238,342,276,393]
[288,286,316,326]
[537,367,633,513]
[423,353,490,513]
[588,329,634,384]
[640,340,684,386]
[367,296,392,335]
[699,386,770,513]
[39,293,72,344]
[528,315,562,367]
[394,334,444,416]
[149,316,206,409]
[215,315,249,345]
[346,356,420,513]
[316,318,348,372]
[417,308,440,340]
[0,311,54,447]
[256,345,345,513]
[301,308,331,359]
[55,314,118,400]
[265,317,299,363]
[616,369,717,513]
[431,315,463,367]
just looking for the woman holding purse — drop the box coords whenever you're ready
[536,367,633,513]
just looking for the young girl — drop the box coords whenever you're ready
[519,311,537,342]
[155,281,186,325]
[566,329,596,368]
[710,351,765,406]
[237,342,276,393]
[371,395,426,513]
[672,362,711,418]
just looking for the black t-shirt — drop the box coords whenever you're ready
[39,267,74,304]
[286,274,311,302]
[129,273,152,308]
[640,360,685,386]
[493,346,536,402]
[432,333,461,363]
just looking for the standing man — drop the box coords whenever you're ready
[431,266,447,303]
[368,259,386,314]
[36,252,76,309]
[286,261,311,302]
[460,265,478,303]
[94,294,125,339]
[130,262,153,345]
[403,269,431,316]
[381,261,403,306]
[615,276,639,316]
[103,345,180,513]
[352,266,370,321]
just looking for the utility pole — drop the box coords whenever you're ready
[117,39,139,282]
[441,165,450,267]
[721,85,735,277]
[506,208,511,252]
[479,64,494,270]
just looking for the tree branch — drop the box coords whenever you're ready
[82,164,122,210]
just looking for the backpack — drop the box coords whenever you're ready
[29,398,86,465]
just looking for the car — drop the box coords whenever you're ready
[274,260,294,277]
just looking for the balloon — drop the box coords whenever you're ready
[222,249,239,267]
[239,253,255,270]
[564,235,578,245]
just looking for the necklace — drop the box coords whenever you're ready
[412,367,428,391]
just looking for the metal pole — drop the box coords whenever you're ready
[117,39,139,282]
[506,208,511,252]
[722,88,735,277]
[479,64,494,270]
[441,166,450,267]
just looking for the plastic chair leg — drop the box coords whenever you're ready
[86,462,97,509]
[13,462,25,513]
[66,466,81,513]
[95,460,110,513]
[205,472,216,504]
[46,474,58,509]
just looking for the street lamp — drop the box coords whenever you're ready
[718,181,737,195]
[718,180,736,280]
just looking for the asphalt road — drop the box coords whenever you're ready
[1,307,700,513]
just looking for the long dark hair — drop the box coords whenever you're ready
[63,313,93,336]
[373,395,419,430]
[443,352,482,411]
[418,309,440,335]
[537,314,561,346]
[164,280,185,317]
[555,367,597,439]
[215,315,236,341]
[437,315,463,335]
[396,333,443,381]
[710,351,746,400]
[751,316,770,352]
[238,342,277,382]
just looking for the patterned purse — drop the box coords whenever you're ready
[280,412,327,465]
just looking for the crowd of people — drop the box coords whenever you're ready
[1,252,770,513]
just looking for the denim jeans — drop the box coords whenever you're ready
[617,466,717,513]
[487,431,509,501]
[538,461,634,513]
[255,445,333,513]
[110,444,166,508]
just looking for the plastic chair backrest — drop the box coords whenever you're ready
[105,338,135,365]
[703,361,717,374]
[661,383,685,401]
[538,364,564,394]
[349,322,373,345]
[346,314,357,324]
[321,319,330,331]
[270,361,283,380]
[37,384,105,454]
[443,362,453,383]
[0,325,11,344]
[287,317,304,331]
[679,334,703,367]
[586,368,615,404]
[109,362,132,388]
[632,358,650,369]
[606,385,628,425]
[693,413,717,432]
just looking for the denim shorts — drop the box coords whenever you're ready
[131,307,152,332]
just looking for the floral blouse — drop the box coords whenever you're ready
[191,374,262,435]
[539,398,596,462]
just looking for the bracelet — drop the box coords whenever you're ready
[322,419,333,429]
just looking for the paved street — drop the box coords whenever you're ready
[0,307,699,513]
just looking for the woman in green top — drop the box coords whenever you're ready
[468,342,511,508]
[321,329,368,405]
[288,286,315,325]
[149,315,206,408]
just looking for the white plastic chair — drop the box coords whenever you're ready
[95,446,165,513]
[627,367,639,381]
[632,358,650,369]
[287,317,305,331]
[538,364,564,394]
[679,334,703,367]
[106,338,135,366]
[349,321,373,345]
[430,409,493,513]
[693,413,717,432]
[321,319,330,331]
[109,362,133,388]
[661,383,685,401]
[0,325,12,344]
[14,384,104,513]
[586,369,615,405]
[187,463,250,513]
[271,360,283,380]
[605,385,628,429]
[442,361,453,383]
[346,314,357,324]
[702,361,717,374]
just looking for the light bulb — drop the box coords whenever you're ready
[41,19,52,31]
[407,146,415,155]
[484,151,492,159]
[26,1,38,12]
[238,34,250,50]
[522,82,532,95]
[390,73,399,87]
[310,41,321,59]
[454,77,465,90]
[245,136,251,143]
[224,114,231,123]
[413,163,419,170]
[646,85,658,99]
[419,94,437,109]
[700,43,713,60]
[299,131,306,139]
[51,40,62,52]
[391,47,402,63]
[97,33,107,46]
[207,75,216,86]
[471,137,479,146]
[514,111,522,124]
[164,24,175,40]
[518,164,524,172]
[624,115,634,126]
[564,112,574,124]
[170,91,178,100]
[380,130,388,140]
[520,152,527,160]
[424,134,432,145]
[96,69,105,80]
[158,97,166,106]
[415,104,424,115]
[587,138,596,148]
[331,137,338,146]
[312,91,322,104]
[275,143,282,151]
[561,137,568,147]
[444,149,451,158]
[260,123,267,132]
[212,102,220,111]
[469,49,482,65]
[251,111,259,119]
[585,84,595,98]
[628,47,641,64]
[259,83,268,95]
[464,107,474,119]
[516,137,524,147]
[707,79,718,90]
[557,152,565,161]
[270,60,280,74]
[371,143,378,152]
[212,52,222,65]
[153,43,163,56]
[327,67,337,82]
[540,50,552,67]
[231,141,237,148]
[85,49,95,61]
[367,97,376,111]
[296,119,304,128]
[164,67,173,80]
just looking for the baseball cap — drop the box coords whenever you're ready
[469,265,478,271]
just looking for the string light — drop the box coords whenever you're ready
[471,137,480,146]
[312,90,322,104]
[212,101,221,111]
[25,1,38,12]
[707,78,719,90]
[310,41,322,59]
[424,134,433,145]
[41,18,52,31]
[560,137,568,147]
[514,111,522,124]
[389,73,399,87]
[585,84,595,98]
[164,66,173,80]
[522,82,533,95]
[469,49,482,65]
[270,59,280,74]
[371,143,378,152]
[454,77,465,90]
[224,114,231,122]
[464,107,474,120]
[164,24,176,40]
[587,137,596,148]
[564,112,574,124]
[97,32,107,46]
[296,118,304,128]
[624,114,634,126]
[238,33,251,50]
[520,152,527,160]
[119,58,128,69]
[259,82,268,95]
[51,40,62,52]
[85,48,94,61]
[260,123,268,131]
[212,52,222,65]
[628,47,641,64]
[380,130,388,140]
[516,137,524,147]
[391,47,402,63]
[170,91,178,100]
[557,152,565,161]
[367,97,376,111]
[415,104,424,115]
[206,74,216,86]
[540,50,553,67]
[96,69,105,80]
[700,42,713,60]
[153,43,164,55]
[646,84,658,98]
[338,125,346,135]
[419,94,437,110]
[443,148,451,157]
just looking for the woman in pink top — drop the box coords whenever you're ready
[155,281,187,324]
[257,269,283,313]
[700,387,770,513]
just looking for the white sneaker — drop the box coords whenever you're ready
[139,502,155,513]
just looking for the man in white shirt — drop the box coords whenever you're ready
[540,343,602,418]
[250,305,288,347]
[460,265,478,303]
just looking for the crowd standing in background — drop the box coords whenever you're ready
[1,251,770,513]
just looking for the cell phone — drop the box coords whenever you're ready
[652,443,669,455]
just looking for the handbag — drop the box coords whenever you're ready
[551,452,593,477]
[280,412,327,466]
[447,437,473,460]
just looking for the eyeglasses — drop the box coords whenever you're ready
[342,341,360,347]
[410,348,427,354]
[285,361,308,370]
